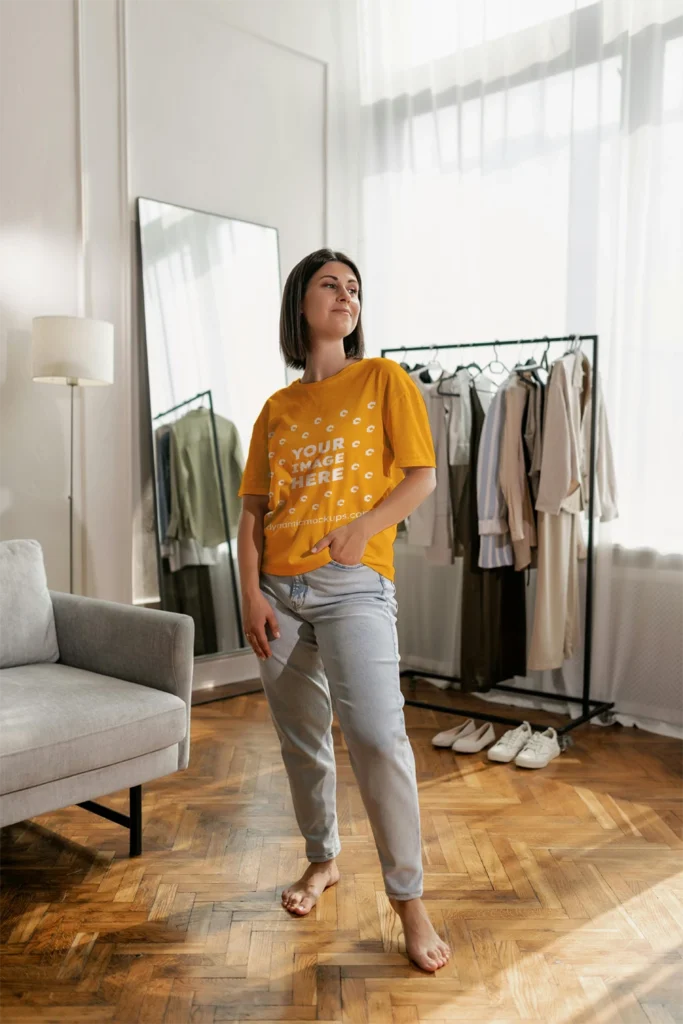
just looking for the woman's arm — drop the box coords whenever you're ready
[311,467,436,562]
[238,495,280,659]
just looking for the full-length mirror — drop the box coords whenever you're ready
[137,198,283,658]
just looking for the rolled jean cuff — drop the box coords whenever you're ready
[386,890,423,901]
[307,845,341,863]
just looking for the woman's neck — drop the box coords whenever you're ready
[301,342,359,384]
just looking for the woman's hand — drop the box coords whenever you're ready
[311,520,370,566]
[242,590,280,660]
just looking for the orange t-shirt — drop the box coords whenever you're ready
[238,357,436,581]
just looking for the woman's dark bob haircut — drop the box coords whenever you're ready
[279,248,365,371]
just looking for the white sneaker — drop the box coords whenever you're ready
[487,721,533,763]
[514,727,561,769]
[452,721,496,753]
[432,719,476,748]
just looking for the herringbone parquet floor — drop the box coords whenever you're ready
[1,681,682,1024]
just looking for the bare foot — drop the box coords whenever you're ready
[282,859,340,916]
[389,897,451,972]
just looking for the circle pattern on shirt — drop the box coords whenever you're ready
[267,408,384,519]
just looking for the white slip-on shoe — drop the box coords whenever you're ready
[487,721,533,763]
[432,719,476,748]
[514,727,561,769]
[452,721,496,753]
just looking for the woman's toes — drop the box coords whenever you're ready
[428,945,449,969]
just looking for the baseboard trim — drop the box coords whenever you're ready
[191,679,262,706]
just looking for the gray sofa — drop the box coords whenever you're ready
[0,539,194,856]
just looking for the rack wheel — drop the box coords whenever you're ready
[558,733,574,753]
[599,710,617,725]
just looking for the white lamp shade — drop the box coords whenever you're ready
[32,316,114,386]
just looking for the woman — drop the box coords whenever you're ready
[237,248,451,972]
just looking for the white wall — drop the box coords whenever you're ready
[0,0,361,604]
[0,0,82,590]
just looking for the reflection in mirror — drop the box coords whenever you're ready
[137,198,283,659]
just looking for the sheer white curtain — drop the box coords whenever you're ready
[357,0,683,733]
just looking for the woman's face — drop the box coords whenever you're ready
[301,261,361,341]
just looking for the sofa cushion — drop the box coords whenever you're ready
[0,663,187,795]
[0,540,59,669]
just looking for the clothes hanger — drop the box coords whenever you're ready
[563,333,582,356]
[436,360,483,394]
[513,339,550,383]
[420,346,444,383]
[398,347,412,371]
[471,343,508,381]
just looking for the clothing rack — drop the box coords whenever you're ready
[381,335,614,747]
[153,389,245,650]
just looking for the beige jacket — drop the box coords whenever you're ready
[536,353,617,522]
[499,378,537,570]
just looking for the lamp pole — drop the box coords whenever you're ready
[31,316,115,596]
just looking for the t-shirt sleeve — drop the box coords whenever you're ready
[238,401,271,497]
[382,362,436,468]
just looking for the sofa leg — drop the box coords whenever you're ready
[129,785,142,857]
[77,785,143,856]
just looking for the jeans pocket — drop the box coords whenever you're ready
[329,559,365,570]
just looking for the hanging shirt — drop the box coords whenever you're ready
[523,378,545,500]
[167,409,244,548]
[239,357,436,581]
[580,356,618,522]
[406,369,496,563]
[404,371,454,563]
[536,353,617,521]
[499,377,537,571]
[477,379,515,569]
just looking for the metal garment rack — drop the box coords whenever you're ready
[153,389,245,650]
[381,335,615,746]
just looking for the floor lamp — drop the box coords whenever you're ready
[32,316,115,594]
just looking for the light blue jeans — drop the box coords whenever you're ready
[258,561,423,900]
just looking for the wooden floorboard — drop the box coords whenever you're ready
[2,682,682,1023]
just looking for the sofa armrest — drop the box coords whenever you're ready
[50,591,195,770]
